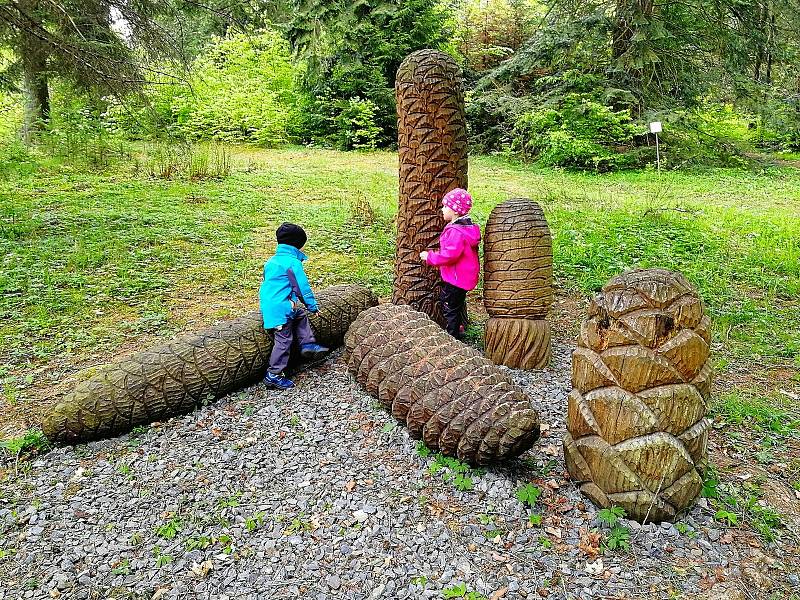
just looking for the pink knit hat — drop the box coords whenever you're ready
[442,188,472,215]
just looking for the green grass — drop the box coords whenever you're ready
[1,146,799,387]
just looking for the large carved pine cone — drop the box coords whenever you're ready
[563,269,712,522]
[483,199,553,318]
[483,199,553,369]
[43,285,378,444]
[345,304,541,466]
[393,49,468,325]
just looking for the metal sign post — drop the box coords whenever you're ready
[649,121,662,172]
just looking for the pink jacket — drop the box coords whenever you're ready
[426,218,481,291]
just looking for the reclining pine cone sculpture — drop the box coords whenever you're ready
[43,285,378,444]
[483,199,553,369]
[393,49,469,325]
[344,304,541,466]
[563,269,713,522]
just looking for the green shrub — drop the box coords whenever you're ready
[108,30,300,146]
[511,94,639,171]
[332,98,382,150]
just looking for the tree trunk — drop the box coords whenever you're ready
[612,0,654,61]
[20,31,50,142]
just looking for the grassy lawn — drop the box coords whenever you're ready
[1,146,799,412]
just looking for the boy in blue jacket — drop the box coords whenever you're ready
[259,223,329,390]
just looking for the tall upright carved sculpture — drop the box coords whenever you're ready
[393,49,468,325]
[43,285,377,444]
[344,304,540,466]
[483,199,553,369]
[563,269,713,522]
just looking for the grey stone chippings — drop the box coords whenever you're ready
[0,345,777,599]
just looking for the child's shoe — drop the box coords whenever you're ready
[300,343,330,359]
[264,372,295,390]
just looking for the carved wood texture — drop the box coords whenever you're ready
[43,285,378,444]
[393,49,468,325]
[562,269,712,522]
[344,304,540,465]
[483,198,553,369]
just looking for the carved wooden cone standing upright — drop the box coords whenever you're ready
[563,269,713,523]
[483,199,553,369]
[393,49,468,325]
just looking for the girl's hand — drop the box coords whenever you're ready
[419,251,429,262]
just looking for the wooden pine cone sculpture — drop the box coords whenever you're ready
[483,199,553,369]
[344,304,541,466]
[393,49,468,325]
[43,285,378,444]
[563,269,713,522]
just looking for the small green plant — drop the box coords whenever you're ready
[515,483,542,507]
[289,414,301,428]
[442,583,487,600]
[245,512,266,533]
[155,517,183,539]
[416,441,432,458]
[216,534,235,554]
[528,513,543,526]
[714,508,739,526]
[603,526,631,552]
[381,422,397,433]
[111,559,130,575]
[596,506,631,553]
[597,506,625,527]
[483,529,504,540]
[185,535,211,551]
[425,452,480,492]
[156,553,173,567]
[285,513,313,535]
[117,463,132,476]
[0,429,50,456]
[675,522,697,538]
[243,405,255,417]
[410,575,427,586]
[130,532,144,546]
[23,578,39,591]
[538,535,553,549]
[217,492,242,509]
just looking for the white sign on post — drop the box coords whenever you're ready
[649,122,663,171]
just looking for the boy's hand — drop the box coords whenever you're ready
[419,251,429,262]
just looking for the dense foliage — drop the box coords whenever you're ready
[1,0,799,168]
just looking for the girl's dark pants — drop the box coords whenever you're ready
[268,308,316,374]
[440,282,468,339]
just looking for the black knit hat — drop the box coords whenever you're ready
[276,222,307,249]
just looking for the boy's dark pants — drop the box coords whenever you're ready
[440,282,468,339]
[268,308,316,374]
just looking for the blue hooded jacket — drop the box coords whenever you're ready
[259,244,319,329]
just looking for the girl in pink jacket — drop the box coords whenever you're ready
[420,188,481,339]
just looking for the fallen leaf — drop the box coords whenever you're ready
[491,552,510,562]
[544,526,562,539]
[151,589,168,600]
[279,431,286,439]
[191,560,214,578]
[585,558,604,575]
[537,588,550,597]
[490,587,508,600]
[579,531,602,558]
[211,427,223,438]
[542,445,559,457]
[721,532,734,544]
[345,480,356,492]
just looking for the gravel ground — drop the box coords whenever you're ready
[1,342,797,600]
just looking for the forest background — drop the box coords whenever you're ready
[2,0,800,170]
